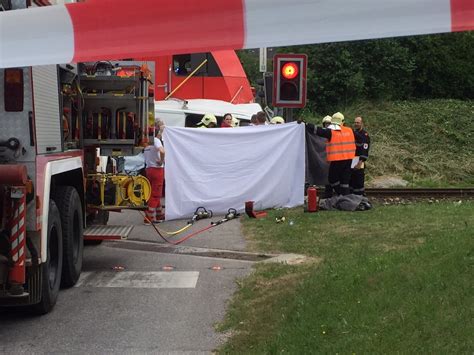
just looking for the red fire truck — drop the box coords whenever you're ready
[0,56,154,313]
[0,0,258,314]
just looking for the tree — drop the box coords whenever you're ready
[237,32,474,113]
[236,50,260,86]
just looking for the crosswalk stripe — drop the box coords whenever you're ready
[75,271,199,289]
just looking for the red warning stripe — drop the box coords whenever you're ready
[36,208,42,231]
[451,0,474,31]
[8,202,22,243]
[66,0,245,63]
[6,191,26,284]
[11,238,25,259]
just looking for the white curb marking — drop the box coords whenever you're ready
[75,271,199,289]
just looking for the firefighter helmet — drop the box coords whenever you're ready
[270,116,285,124]
[331,112,345,125]
[197,113,217,127]
[322,115,332,124]
[231,116,240,127]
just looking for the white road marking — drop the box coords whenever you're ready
[75,271,199,289]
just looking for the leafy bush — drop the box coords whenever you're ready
[239,32,474,114]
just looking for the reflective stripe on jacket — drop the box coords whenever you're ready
[325,126,356,162]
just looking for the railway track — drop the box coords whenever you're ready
[365,188,474,198]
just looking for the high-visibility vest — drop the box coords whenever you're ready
[326,126,356,162]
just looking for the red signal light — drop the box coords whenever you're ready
[5,69,23,84]
[273,54,307,108]
[281,62,299,79]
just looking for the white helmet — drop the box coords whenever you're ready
[197,113,217,127]
[331,112,345,126]
[270,116,285,124]
[231,116,240,127]
[322,115,332,124]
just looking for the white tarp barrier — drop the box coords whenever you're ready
[163,123,305,220]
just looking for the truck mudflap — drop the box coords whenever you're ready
[7,187,27,294]
[0,165,29,298]
[0,264,42,306]
[84,225,133,241]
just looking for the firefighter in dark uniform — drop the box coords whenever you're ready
[350,116,370,195]
[304,112,356,196]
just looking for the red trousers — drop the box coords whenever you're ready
[145,167,164,221]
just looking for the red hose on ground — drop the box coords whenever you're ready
[138,211,214,245]
[171,224,214,245]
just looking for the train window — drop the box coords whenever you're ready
[173,54,191,76]
[4,68,24,112]
[173,53,222,77]
[190,53,207,76]
[205,53,221,77]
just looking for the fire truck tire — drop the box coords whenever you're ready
[52,186,84,288]
[32,200,63,315]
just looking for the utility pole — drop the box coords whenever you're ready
[259,47,267,73]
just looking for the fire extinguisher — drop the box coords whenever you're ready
[307,186,318,212]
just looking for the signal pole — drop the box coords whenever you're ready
[259,47,267,73]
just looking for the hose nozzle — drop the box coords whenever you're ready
[189,207,213,224]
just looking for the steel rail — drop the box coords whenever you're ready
[365,188,474,197]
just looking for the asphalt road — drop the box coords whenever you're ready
[0,210,254,354]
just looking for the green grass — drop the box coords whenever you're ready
[218,201,474,353]
[302,99,474,186]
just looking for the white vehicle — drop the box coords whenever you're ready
[154,98,263,127]
[119,98,265,174]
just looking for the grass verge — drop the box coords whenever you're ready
[218,201,474,353]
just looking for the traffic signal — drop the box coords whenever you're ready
[260,72,274,107]
[273,54,307,108]
[256,72,275,107]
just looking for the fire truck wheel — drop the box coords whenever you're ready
[52,186,84,288]
[33,200,63,315]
